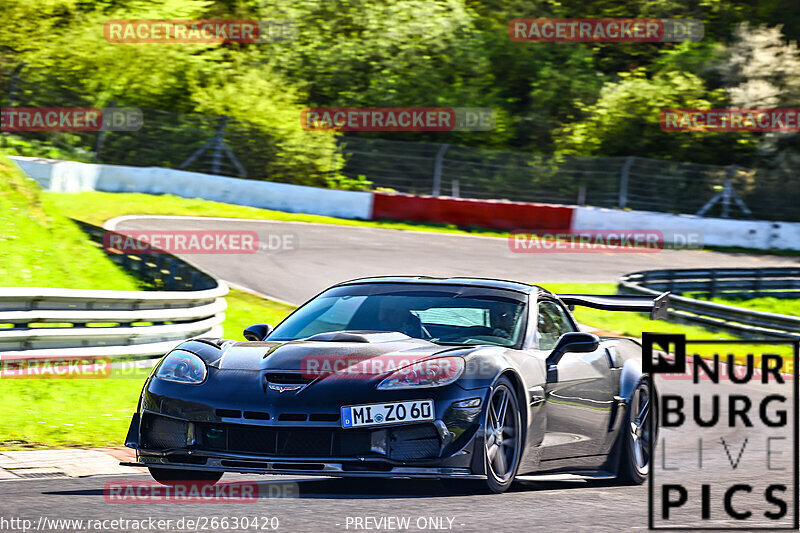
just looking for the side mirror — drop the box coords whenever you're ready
[243,323,272,341]
[546,332,600,366]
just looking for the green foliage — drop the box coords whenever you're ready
[554,69,757,163]
[3,0,800,177]
[326,174,373,191]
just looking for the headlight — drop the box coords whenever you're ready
[376,356,464,390]
[155,350,207,384]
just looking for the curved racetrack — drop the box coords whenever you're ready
[2,216,796,532]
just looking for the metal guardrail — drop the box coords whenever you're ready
[619,268,800,339]
[0,222,227,359]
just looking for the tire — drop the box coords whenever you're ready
[617,377,655,484]
[482,376,522,493]
[148,467,222,486]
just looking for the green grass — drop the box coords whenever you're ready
[693,294,800,316]
[0,367,150,450]
[221,288,295,339]
[0,156,141,290]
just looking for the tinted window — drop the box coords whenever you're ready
[268,283,527,348]
[536,300,575,350]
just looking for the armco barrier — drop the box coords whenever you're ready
[0,223,228,361]
[619,268,800,339]
[371,192,573,231]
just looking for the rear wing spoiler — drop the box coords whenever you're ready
[556,292,670,320]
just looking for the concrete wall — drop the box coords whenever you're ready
[573,206,799,250]
[10,156,800,250]
[10,157,373,220]
[372,192,574,231]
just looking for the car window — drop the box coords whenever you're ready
[268,284,527,348]
[536,300,575,350]
[413,307,489,327]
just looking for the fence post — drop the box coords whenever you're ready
[5,62,26,107]
[432,143,449,196]
[95,100,114,162]
[211,116,229,175]
[577,186,586,206]
[618,156,634,208]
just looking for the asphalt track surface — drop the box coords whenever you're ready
[2,216,798,532]
[109,215,799,305]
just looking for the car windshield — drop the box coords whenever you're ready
[268,283,528,348]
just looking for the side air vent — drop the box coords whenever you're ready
[278,413,308,422]
[244,411,270,420]
[309,413,340,422]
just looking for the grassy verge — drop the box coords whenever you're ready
[0,367,151,450]
[0,157,142,289]
[221,288,296,339]
[0,288,296,450]
[692,294,800,316]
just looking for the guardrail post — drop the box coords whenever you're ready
[709,270,717,297]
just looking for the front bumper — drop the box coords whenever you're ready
[125,378,490,479]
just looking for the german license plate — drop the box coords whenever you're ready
[341,400,434,428]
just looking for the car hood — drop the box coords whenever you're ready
[208,331,468,374]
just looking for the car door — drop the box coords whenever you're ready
[536,299,617,468]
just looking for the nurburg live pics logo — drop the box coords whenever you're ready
[643,333,799,530]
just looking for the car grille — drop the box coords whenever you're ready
[387,424,440,461]
[197,423,371,457]
[141,414,188,449]
[195,422,441,460]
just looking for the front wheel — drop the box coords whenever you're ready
[148,467,222,486]
[618,377,655,484]
[483,377,522,493]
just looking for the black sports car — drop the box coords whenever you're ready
[123,277,668,493]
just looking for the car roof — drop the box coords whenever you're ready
[335,276,553,296]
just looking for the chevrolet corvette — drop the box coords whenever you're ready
[122,276,669,493]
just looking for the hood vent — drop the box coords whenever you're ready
[266,372,314,385]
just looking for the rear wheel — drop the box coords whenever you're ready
[483,377,522,493]
[618,377,654,484]
[148,467,222,486]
